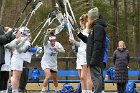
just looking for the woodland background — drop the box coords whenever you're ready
[0,0,140,58]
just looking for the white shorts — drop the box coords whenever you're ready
[41,61,58,71]
[1,64,11,71]
[76,52,87,68]
[11,56,24,71]
[76,61,82,69]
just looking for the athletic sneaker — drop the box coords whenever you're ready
[40,91,47,93]
[55,89,59,93]
[19,88,27,92]
[102,91,105,93]
[54,91,60,93]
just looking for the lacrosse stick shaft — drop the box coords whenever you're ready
[25,11,34,27]
[22,1,42,28]
[66,0,79,30]
[31,18,48,34]
[66,0,76,24]
[20,11,32,28]
[12,3,29,29]
[32,18,50,45]
[32,10,57,45]
[64,3,74,38]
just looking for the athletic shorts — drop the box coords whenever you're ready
[76,52,87,69]
[50,69,57,73]
[41,61,58,72]
[11,56,24,71]
[76,61,82,69]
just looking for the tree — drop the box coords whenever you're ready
[135,0,140,56]
[113,0,119,50]
[51,0,55,8]
[124,0,128,46]
[0,0,6,23]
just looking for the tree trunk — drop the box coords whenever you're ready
[113,0,119,50]
[124,0,128,47]
[88,0,94,7]
[132,0,136,56]
[0,0,5,24]
[0,0,2,23]
[135,0,140,56]
[109,0,112,6]
[52,0,55,8]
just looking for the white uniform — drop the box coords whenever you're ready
[20,42,33,63]
[41,41,65,71]
[76,29,88,69]
[0,48,11,71]
[11,39,31,71]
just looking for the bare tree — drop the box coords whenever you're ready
[0,0,6,23]
[88,0,94,7]
[113,0,119,50]
[132,0,136,56]
[135,0,140,56]
[124,0,128,46]
[52,0,55,8]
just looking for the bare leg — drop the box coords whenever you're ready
[11,70,22,92]
[42,69,51,92]
[81,65,88,92]
[51,72,58,91]
[86,67,93,92]
[77,69,81,77]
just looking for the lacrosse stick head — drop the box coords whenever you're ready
[48,12,56,22]
[54,3,59,9]
[25,0,32,5]
[32,0,42,10]
[58,0,65,9]
[63,0,68,5]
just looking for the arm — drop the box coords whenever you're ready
[5,38,26,49]
[73,40,80,47]
[113,50,116,65]
[5,40,17,50]
[17,41,31,53]
[43,34,49,46]
[16,40,26,48]
[0,31,13,45]
[69,36,80,47]
[127,50,130,63]
[5,34,16,44]
[90,25,106,64]
[77,32,88,43]
[56,43,65,53]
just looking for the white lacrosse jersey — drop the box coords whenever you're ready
[41,41,65,71]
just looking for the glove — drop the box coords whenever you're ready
[36,47,42,56]
[29,48,37,54]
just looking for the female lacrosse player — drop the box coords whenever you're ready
[10,28,31,93]
[41,29,65,93]
[69,14,93,93]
